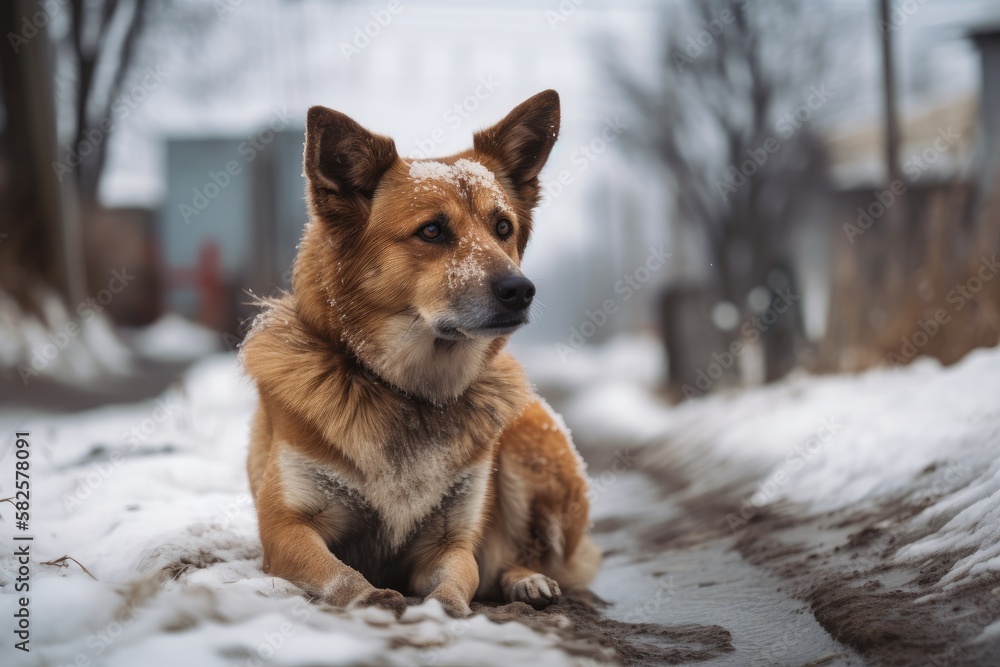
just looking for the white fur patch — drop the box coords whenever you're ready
[370,314,492,403]
[278,446,491,552]
[448,459,491,528]
[277,445,332,515]
[496,450,532,540]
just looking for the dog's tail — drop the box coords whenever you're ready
[561,534,602,590]
[543,520,601,591]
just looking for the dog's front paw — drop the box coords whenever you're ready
[426,585,473,618]
[506,573,561,609]
[353,586,408,617]
[323,572,407,617]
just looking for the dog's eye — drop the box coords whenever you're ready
[418,223,443,242]
[496,219,513,240]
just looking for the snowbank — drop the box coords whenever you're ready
[4,333,1000,664]
[0,355,575,667]
[119,313,222,362]
[567,340,1000,596]
[0,288,134,387]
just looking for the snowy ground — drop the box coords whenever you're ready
[2,335,1000,665]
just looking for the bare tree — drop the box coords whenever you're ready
[54,0,150,202]
[1,0,159,320]
[608,0,834,389]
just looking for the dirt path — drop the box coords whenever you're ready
[576,470,865,666]
[559,444,1000,666]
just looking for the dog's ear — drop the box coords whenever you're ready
[304,106,398,200]
[474,90,560,196]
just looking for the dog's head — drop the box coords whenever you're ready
[293,90,559,402]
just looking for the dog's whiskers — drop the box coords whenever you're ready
[527,298,546,322]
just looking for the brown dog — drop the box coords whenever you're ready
[241,90,599,618]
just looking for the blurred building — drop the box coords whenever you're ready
[820,25,1000,371]
[159,128,307,338]
[102,2,668,351]
[84,205,161,327]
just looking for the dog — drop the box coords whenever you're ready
[241,90,599,618]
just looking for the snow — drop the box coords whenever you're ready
[514,333,665,393]
[451,159,509,211]
[119,313,221,362]
[643,348,999,516]
[408,159,455,183]
[0,288,134,386]
[0,354,576,667]
[446,249,488,290]
[556,338,1000,596]
[4,333,1000,663]
[408,159,509,212]
[562,381,676,449]
[514,335,672,449]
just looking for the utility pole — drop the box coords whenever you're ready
[878,0,905,297]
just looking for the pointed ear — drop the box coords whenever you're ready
[473,90,560,195]
[304,106,398,200]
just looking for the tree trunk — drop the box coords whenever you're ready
[0,0,85,315]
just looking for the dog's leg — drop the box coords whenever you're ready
[411,546,480,618]
[410,463,493,618]
[255,453,407,617]
[483,398,600,607]
[259,511,407,616]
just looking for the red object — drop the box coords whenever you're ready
[166,240,225,329]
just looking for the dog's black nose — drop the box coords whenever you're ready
[493,276,535,311]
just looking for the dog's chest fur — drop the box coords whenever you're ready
[243,304,529,587]
[279,424,484,544]
[273,372,521,588]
